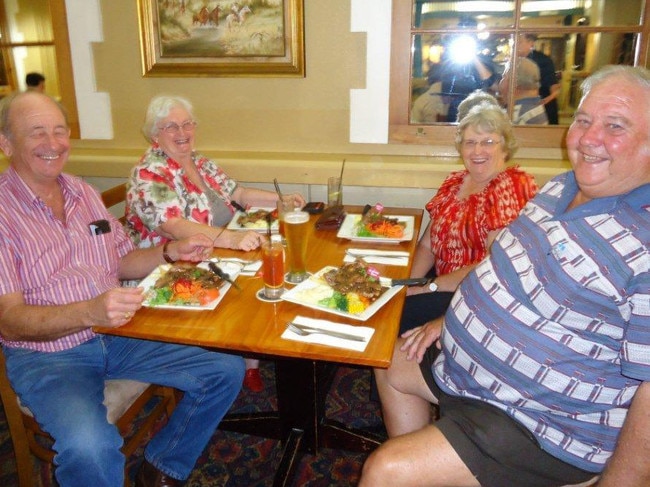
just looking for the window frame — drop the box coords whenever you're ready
[0,0,78,138]
[389,1,650,149]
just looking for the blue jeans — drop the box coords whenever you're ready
[3,335,245,486]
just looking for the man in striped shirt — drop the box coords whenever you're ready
[362,65,650,487]
[0,91,245,487]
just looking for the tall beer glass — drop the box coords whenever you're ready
[284,210,310,283]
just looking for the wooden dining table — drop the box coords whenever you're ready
[96,205,422,486]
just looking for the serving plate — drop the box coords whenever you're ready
[227,207,278,232]
[336,214,415,243]
[280,266,403,322]
[140,260,241,310]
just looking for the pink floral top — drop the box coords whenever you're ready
[426,166,537,276]
[126,144,238,248]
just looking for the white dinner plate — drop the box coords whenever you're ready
[140,260,241,310]
[336,214,415,243]
[227,207,278,233]
[280,266,404,322]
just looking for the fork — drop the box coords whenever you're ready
[287,322,367,342]
[345,250,409,259]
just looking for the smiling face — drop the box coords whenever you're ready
[566,75,650,201]
[0,92,70,188]
[459,125,508,184]
[152,105,196,163]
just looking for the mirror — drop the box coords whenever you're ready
[410,0,643,126]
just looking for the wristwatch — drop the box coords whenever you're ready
[428,280,438,292]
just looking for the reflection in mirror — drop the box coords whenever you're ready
[410,0,643,126]
[413,0,514,29]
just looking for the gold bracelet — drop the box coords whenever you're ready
[162,241,176,264]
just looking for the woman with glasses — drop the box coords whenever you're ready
[126,95,305,392]
[399,102,537,334]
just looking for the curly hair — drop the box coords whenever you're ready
[455,102,518,161]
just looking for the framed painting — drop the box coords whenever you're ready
[137,0,305,77]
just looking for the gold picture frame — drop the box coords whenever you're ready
[137,0,305,77]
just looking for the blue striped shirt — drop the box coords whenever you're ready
[0,167,134,351]
[435,172,650,472]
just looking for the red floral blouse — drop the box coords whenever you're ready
[426,166,537,276]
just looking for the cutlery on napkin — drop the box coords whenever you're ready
[281,316,374,351]
[344,248,410,266]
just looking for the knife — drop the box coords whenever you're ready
[230,200,247,213]
[345,249,410,259]
[379,277,432,287]
[208,262,242,291]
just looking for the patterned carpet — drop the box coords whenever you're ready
[0,361,386,486]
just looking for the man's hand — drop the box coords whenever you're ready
[399,317,444,363]
[90,287,145,328]
[170,233,214,262]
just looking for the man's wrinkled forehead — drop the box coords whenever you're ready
[11,94,67,131]
[579,79,645,116]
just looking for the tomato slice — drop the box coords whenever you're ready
[198,288,220,305]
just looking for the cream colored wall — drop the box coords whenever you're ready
[63,1,569,202]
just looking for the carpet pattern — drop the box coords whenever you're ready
[0,361,386,486]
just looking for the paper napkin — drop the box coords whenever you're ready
[343,248,410,267]
[237,260,262,276]
[281,316,374,352]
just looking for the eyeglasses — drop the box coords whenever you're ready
[461,138,500,150]
[158,120,197,135]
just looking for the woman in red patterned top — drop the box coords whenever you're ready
[400,102,538,333]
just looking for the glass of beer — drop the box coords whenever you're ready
[261,236,285,299]
[284,210,310,284]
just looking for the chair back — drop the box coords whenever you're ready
[101,182,127,225]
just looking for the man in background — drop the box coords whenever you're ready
[500,56,549,125]
[519,33,561,124]
[25,72,45,92]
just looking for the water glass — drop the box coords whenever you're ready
[276,195,295,238]
[327,177,342,207]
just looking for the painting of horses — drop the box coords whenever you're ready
[138,0,304,77]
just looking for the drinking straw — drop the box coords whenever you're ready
[273,178,284,199]
[337,159,346,200]
[266,213,272,239]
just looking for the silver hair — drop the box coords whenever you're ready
[142,95,195,141]
[455,102,518,161]
[456,90,500,122]
[516,57,540,91]
[580,65,650,99]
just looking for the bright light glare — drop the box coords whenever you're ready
[448,35,477,64]
[422,1,583,14]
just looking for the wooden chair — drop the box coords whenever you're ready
[0,182,177,486]
[101,182,128,224]
[0,348,178,487]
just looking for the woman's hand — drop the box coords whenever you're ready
[287,192,306,209]
[399,318,443,363]
[406,284,432,296]
[224,229,265,251]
